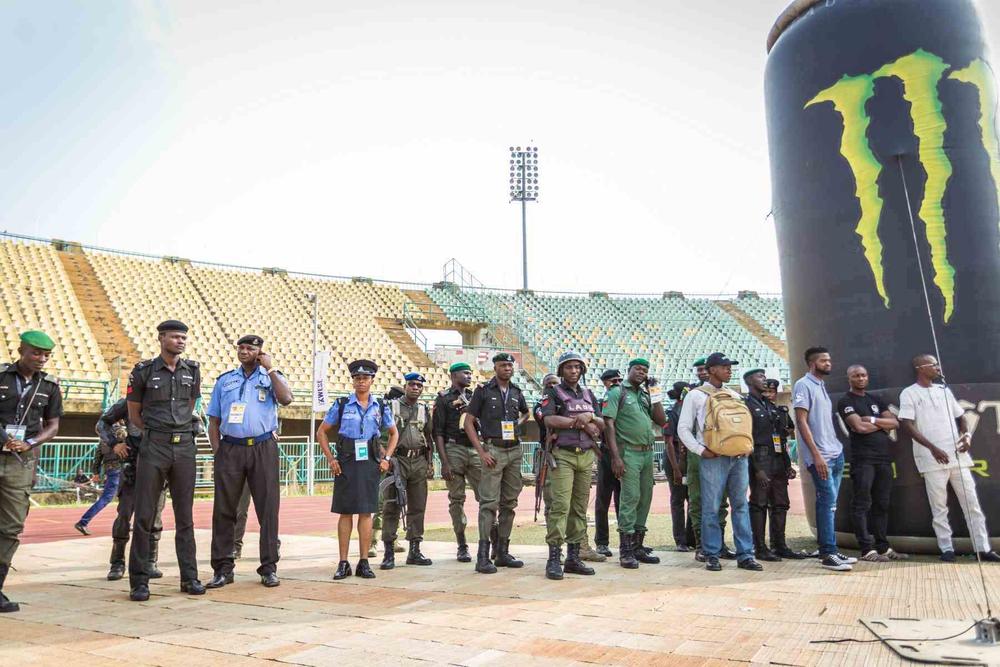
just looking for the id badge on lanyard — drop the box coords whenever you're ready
[501,420,516,441]
[257,387,267,402]
[4,424,26,441]
[649,384,663,404]
[772,434,783,454]
[228,402,247,424]
[355,441,369,461]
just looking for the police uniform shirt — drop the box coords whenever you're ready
[432,388,473,445]
[207,365,281,438]
[393,399,428,450]
[0,363,63,449]
[323,394,395,441]
[467,377,529,439]
[126,356,201,432]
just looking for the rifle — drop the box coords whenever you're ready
[378,458,409,531]
[534,430,557,522]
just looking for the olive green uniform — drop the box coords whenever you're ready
[382,399,432,541]
[603,383,656,535]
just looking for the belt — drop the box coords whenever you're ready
[624,444,653,452]
[222,433,274,446]
[485,438,520,449]
[556,445,593,454]
[445,438,474,447]
[398,447,428,458]
[146,429,194,445]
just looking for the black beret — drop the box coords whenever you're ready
[492,352,515,363]
[600,369,623,381]
[348,359,378,376]
[157,320,188,333]
[237,334,264,347]
[764,379,781,389]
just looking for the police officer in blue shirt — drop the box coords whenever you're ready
[206,335,292,589]
[317,360,399,580]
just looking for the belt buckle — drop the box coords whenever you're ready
[170,434,181,444]
[574,447,582,454]
[246,438,255,447]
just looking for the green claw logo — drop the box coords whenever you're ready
[805,49,1000,323]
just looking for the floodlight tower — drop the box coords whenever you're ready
[509,145,539,291]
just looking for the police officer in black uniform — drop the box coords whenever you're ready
[594,369,623,557]
[99,398,168,581]
[126,320,204,601]
[0,330,63,613]
[744,369,803,561]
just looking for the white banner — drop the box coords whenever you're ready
[312,350,331,412]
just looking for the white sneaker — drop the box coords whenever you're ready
[835,552,859,565]
[821,554,852,571]
[883,548,909,560]
[860,550,890,562]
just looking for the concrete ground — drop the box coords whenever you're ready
[3,485,999,665]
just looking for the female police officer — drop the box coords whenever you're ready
[317,360,399,580]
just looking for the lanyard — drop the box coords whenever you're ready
[238,366,259,401]
[498,385,510,416]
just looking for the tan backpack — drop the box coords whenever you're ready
[695,385,753,456]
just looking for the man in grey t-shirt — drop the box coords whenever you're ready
[792,346,853,572]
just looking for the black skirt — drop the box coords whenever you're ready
[331,449,380,515]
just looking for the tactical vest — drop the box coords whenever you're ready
[391,398,427,449]
[552,384,598,449]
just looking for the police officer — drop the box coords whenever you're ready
[761,377,807,559]
[594,369,623,557]
[98,398,167,581]
[539,352,604,580]
[432,362,481,562]
[380,372,434,570]
[372,385,406,559]
[126,320,203,601]
[0,330,63,613]
[663,382,695,551]
[603,358,668,568]
[75,412,128,536]
[532,373,559,519]
[466,352,529,574]
[318,360,398,580]
[205,335,292,589]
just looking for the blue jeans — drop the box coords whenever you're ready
[79,468,121,526]
[700,455,753,561]
[807,453,845,556]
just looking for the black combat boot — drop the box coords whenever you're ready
[545,544,564,580]
[406,539,433,566]
[475,540,497,574]
[148,539,163,579]
[0,564,19,613]
[108,539,127,581]
[771,511,808,559]
[564,544,596,576]
[751,509,779,560]
[618,531,639,569]
[456,531,471,562]
[380,540,395,570]
[634,531,660,564]
[489,524,499,560]
[494,539,524,568]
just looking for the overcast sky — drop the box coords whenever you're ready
[3,1,998,296]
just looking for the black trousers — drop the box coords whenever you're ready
[749,466,790,549]
[851,461,892,554]
[663,455,694,547]
[211,439,280,576]
[112,479,166,544]
[234,481,251,549]
[129,432,198,587]
[594,447,620,546]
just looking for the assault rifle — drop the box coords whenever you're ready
[533,430,557,522]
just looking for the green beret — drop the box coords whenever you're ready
[692,357,707,367]
[742,368,765,380]
[20,330,55,351]
[492,352,515,363]
[628,358,650,369]
[449,362,472,373]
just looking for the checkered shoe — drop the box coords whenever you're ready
[860,550,890,562]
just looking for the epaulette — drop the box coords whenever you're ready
[43,373,59,384]
[185,359,200,367]
[438,389,450,397]
[135,359,153,369]
[217,369,236,381]
[0,363,9,373]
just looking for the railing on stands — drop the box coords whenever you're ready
[31,437,668,494]
[60,379,112,409]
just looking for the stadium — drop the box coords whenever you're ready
[5,0,1000,665]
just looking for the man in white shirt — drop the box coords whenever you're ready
[677,353,760,573]
[898,354,1000,563]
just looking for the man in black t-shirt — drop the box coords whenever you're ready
[836,365,907,562]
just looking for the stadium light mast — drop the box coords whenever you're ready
[509,145,539,291]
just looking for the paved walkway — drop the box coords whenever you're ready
[24,480,806,545]
[2,527,996,666]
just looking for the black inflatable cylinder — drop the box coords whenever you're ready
[765,0,1000,551]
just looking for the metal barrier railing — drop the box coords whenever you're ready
[31,437,669,493]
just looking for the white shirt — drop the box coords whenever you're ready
[677,384,742,457]
[898,383,970,474]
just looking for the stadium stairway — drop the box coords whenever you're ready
[377,317,437,369]
[717,300,788,360]
[57,249,140,388]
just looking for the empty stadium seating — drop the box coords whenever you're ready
[0,235,790,409]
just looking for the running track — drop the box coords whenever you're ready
[23,479,805,545]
